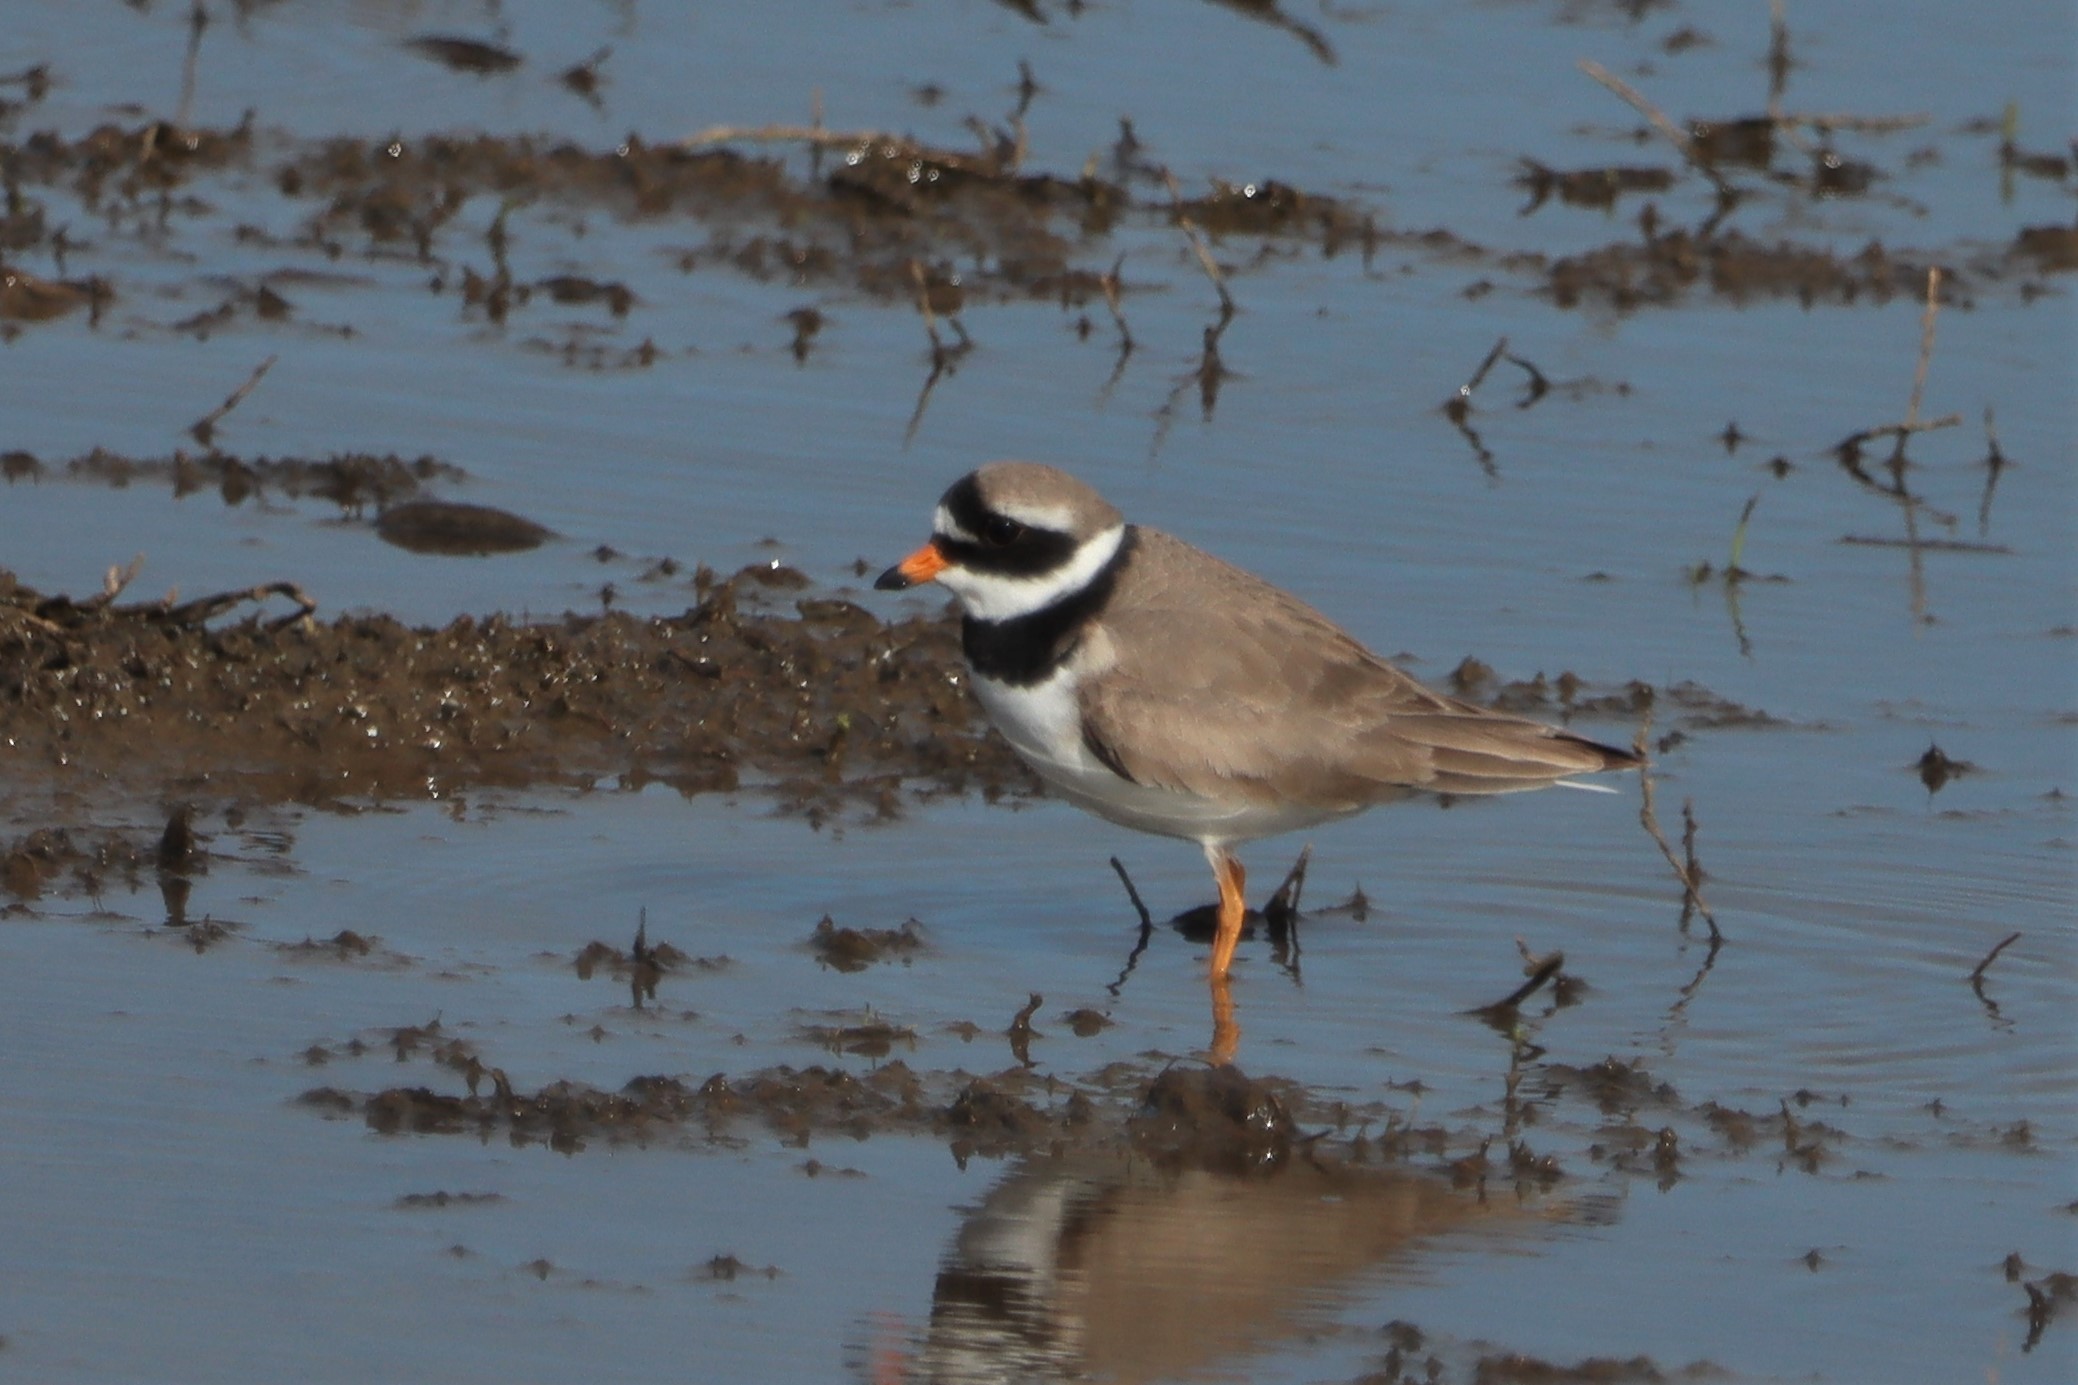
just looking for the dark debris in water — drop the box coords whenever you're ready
[304,1054,1349,1175]
[697,1253,780,1283]
[306,1062,930,1155]
[1540,227,1962,312]
[0,104,2061,348]
[1453,1349,1724,1383]
[1130,1065,1299,1175]
[1516,159,1675,214]
[1914,742,1977,794]
[1,822,155,908]
[575,916,691,1009]
[374,500,555,556]
[809,915,926,972]
[798,1014,917,1060]
[393,1190,507,1210]
[2021,1270,2077,1354]
[404,36,524,76]
[50,447,466,517]
[0,264,111,325]
[275,928,381,961]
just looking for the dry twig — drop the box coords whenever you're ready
[1903,267,1943,430]
[1446,336,1509,419]
[1160,168,1236,322]
[1109,855,1154,931]
[1006,992,1043,1068]
[1579,59,1736,202]
[162,580,318,632]
[189,355,278,448]
[1479,942,1567,1015]
[93,555,146,609]
[1263,845,1312,921]
[681,122,894,151]
[1967,931,2021,990]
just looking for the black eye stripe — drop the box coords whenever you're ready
[939,473,994,540]
[936,474,1078,577]
[936,529,1080,578]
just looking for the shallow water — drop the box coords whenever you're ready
[3,1,2074,1382]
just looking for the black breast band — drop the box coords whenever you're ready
[962,528,1138,688]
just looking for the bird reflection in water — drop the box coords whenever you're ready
[865,1068,1588,1385]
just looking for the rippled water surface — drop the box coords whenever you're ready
[2,2,2073,1382]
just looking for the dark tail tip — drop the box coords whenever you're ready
[1564,732,1645,771]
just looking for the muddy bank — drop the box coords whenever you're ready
[1,566,1705,818]
[0,564,1022,815]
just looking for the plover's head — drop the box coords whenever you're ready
[875,462,1126,621]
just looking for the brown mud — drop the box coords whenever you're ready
[0,565,1021,818]
[1,567,1720,821]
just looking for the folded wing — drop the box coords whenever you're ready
[1077,531,1637,808]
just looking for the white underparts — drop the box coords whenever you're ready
[971,653,1363,847]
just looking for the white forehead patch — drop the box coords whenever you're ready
[932,503,978,544]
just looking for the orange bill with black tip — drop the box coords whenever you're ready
[874,541,950,591]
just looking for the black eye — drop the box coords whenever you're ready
[982,516,1024,548]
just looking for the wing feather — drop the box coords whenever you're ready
[1076,529,1635,807]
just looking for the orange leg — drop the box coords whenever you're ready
[1207,848,1247,979]
[1210,975,1239,1067]
[1206,846,1246,1066]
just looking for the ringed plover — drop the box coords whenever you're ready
[876,462,1638,1055]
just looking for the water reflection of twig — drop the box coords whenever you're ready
[1829,268,1963,626]
[1107,856,1155,997]
[1471,941,1566,1035]
[1668,925,1724,1013]
[1893,268,1947,625]
[1766,0,1793,106]
[1967,930,2022,1030]
[1207,0,1338,66]
[1632,705,1723,946]
[1721,579,1753,659]
[1263,847,1309,985]
[1148,316,1232,462]
[189,355,278,448]
[1577,59,1742,233]
[1722,492,1761,658]
[1442,336,1506,479]
[1007,992,1043,1068]
[1092,254,1135,409]
[902,260,973,446]
[1897,489,1932,625]
[1975,407,2009,537]
[176,2,209,133]
[1832,429,1960,521]
[1148,171,1238,459]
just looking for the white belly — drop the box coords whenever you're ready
[971,668,1358,847]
